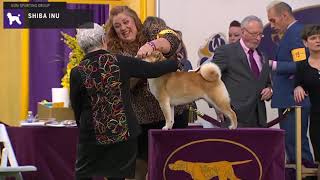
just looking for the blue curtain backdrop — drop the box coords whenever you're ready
[29,2,109,113]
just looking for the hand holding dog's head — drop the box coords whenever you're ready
[143,51,166,63]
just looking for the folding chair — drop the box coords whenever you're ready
[0,124,36,180]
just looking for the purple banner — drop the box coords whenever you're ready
[148,128,285,180]
[29,2,109,113]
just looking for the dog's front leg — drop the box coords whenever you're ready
[159,98,174,130]
[171,106,174,127]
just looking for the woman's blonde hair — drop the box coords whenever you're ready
[105,6,143,55]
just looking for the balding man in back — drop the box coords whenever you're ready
[266,1,315,168]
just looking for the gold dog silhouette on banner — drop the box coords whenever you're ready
[169,159,252,180]
[162,139,263,180]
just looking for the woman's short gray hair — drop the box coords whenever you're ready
[241,15,263,29]
[76,23,105,53]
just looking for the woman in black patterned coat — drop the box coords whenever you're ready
[70,23,179,180]
[104,6,188,179]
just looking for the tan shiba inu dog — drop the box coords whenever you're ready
[145,51,237,130]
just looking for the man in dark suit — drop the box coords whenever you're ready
[267,1,314,166]
[212,15,273,127]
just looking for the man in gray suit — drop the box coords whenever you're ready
[212,15,273,127]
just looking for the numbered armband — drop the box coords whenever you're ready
[156,29,178,39]
[291,47,307,62]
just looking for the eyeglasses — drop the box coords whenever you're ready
[244,28,264,38]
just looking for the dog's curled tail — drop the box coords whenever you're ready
[199,63,221,81]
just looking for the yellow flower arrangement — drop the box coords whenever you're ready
[60,32,85,88]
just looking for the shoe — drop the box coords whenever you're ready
[302,160,318,169]
[286,160,318,169]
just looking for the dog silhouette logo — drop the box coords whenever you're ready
[163,139,263,180]
[169,159,252,180]
[7,12,22,25]
[3,9,24,28]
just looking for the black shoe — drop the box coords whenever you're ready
[302,160,318,169]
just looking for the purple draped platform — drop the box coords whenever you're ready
[6,127,103,180]
[148,128,285,180]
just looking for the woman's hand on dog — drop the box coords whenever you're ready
[137,42,155,58]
